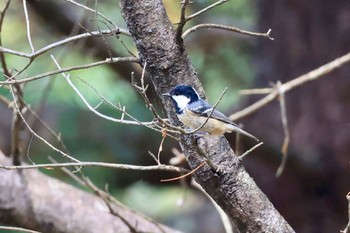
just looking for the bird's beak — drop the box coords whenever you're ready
[162,93,171,97]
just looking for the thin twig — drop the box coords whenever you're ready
[239,88,273,95]
[0,226,41,233]
[186,87,227,134]
[131,64,181,136]
[185,0,230,22]
[0,0,11,77]
[176,0,190,41]
[0,57,139,85]
[275,81,290,178]
[0,161,188,173]
[0,28,129,59]
[341,192,350,233]
[23,0,35,53]
[191,179,233,233]
[239,142,263,160]
[156,131,167,164]
[229,52,350,121]
[182,24,273,40]
[160,161,206,182]
[51,55,152,126]
[65,0,118,29]
[9,85,80,163]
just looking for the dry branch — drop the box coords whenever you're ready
[231,52,350,121]
[0,151,182,233]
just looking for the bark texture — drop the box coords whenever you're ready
[0,152,182,233]
[119,0,294,232]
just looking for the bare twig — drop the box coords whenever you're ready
[0,57,139,85]
[239,88,273,95]
[191,179,233,233]
[9,85,80,163]
[275,81,290,177]
[341,192,350,233]
[0,226,41,233]
[84,177,138,233]
[239,142,263,160]
[230,52,350,121]
[176,0,190,41]
[186,87,227,134]
[156,130,167,164]
[131,64,181,136]
[51,55,152,126]
[65,0,118,28]
[0,161,187,173]
[23,0,35,53]
[0,0,11,76]
[183,24,273,40]
[0,28,129,59]
[185,0,230,22]
[160,161,206,182]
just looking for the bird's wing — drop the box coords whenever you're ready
[189,99,259,141]
[189,100,238,126]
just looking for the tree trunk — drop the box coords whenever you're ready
[119,0,295,232]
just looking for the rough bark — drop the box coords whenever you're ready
[0,152,182,233]
[119,0,294,232]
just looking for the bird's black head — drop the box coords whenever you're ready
[163,85,200,114]
[168,85,199,102]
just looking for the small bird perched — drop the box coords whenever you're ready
[163,85,258,141]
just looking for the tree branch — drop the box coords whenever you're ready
[0,151,182,233]
[119,0,294,232]
[230,52,350,121]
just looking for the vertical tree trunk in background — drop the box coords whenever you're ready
[247,0,350,232]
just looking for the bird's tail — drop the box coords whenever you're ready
[228,125,259,142]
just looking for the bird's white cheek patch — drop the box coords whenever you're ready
[172,95,190,110]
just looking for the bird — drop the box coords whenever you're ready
[163,85,259,141]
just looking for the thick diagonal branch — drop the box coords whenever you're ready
[0,152,182,233]
[119,0,294,232]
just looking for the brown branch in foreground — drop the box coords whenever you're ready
[0,161,187,173]
[0,152,182,233]
[230,52,350,121]
[341,192,350,233]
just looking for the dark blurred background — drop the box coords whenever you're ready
[0,0,349,232]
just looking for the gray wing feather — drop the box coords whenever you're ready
[189,100,237,125]
[189,100,259,141]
